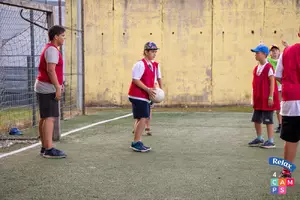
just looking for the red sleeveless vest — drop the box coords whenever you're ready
[281,44,300,101]
[37,43,63,85]
[128,59,158,100]
[252,63,280,111]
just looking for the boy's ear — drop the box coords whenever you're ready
[298,32,300,38]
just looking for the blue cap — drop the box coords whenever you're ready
[144,42,159,50]
[251,45,269,55]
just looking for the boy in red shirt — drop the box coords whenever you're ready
[275,36,300,178]
[128,42,158,152]
[34,25,66,158]
[248,45,280,148]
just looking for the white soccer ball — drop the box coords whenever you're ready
[151,88,165,103]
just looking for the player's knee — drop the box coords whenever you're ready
[45,117,56,123]
[139,118,147,122]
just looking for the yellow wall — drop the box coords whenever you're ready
[66,0,300,106]
[64,0,78,107]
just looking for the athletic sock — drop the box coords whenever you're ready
[257,135,263,140]
[268,137,274,143]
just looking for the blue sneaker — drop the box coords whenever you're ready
[130,141,151,152]
[142,143,151,150]
[260,141,276,149]
[43,148,67,158]
[40,147,45,155]
[248,138,264,147]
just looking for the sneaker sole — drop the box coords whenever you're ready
[248,143,263,147]
[260,145,276,149]
[43,155,67,158]
[129,146,151,152]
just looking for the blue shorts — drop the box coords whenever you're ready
[129,98,150,119]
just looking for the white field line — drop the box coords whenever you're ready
[0,113,132,159]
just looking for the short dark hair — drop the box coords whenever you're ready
[143,50,149,56]
[48,25,65,41]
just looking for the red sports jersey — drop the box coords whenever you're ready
[37,43,63,85]
[252,63,280,111]
[281,44,300,101]
[128,59,158,100]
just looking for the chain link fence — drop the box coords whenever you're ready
[0,0,84,138]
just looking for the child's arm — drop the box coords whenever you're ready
[157,79,162,89]
[133,79,156,99]
[157,65,162,89]
[282,40,289,48]
[268,75,275,107]
[269,75,275,97]
[133,79,150,91]
[275,54,283,83]
[132,62,156,99]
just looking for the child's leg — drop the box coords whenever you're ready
[145,109,152,135]
[249,110,264,146]
[145,110,151,129]
[276,110,281,125]
[284,141,298,164]
[261,111,276,148]
[39,118,45,147]
[266,124,274,142]
[129,98,151,152]
[252,110,263,138]
[255,123,262,137]
[132,119,138,133]
[146,102,153,129]
[280,116,300,176]
[134,118,146,142]
[275,91,282,132]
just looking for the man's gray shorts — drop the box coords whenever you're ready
[251,110,274,124]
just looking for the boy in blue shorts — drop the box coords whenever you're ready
[128,42,159,152]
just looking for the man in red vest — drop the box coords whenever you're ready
[248,45,280,149]
[34,25,66,158]
[275,36,300,178]
[128,42,158,152]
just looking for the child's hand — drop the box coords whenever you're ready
[268,99,274,107]
[282,40,289,47]
[147,88,156,100]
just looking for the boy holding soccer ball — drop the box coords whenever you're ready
[128,42,159,152]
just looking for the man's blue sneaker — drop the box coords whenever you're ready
[260,141,276,149]
[43,148,67,158]
[130,141,151,152]
[40,147,45,155]
[248,138,264,147]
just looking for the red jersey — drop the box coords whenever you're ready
[252,63,280,111]
[37,43,63,85]
[281,44,300,101]
[128,59,158,100]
